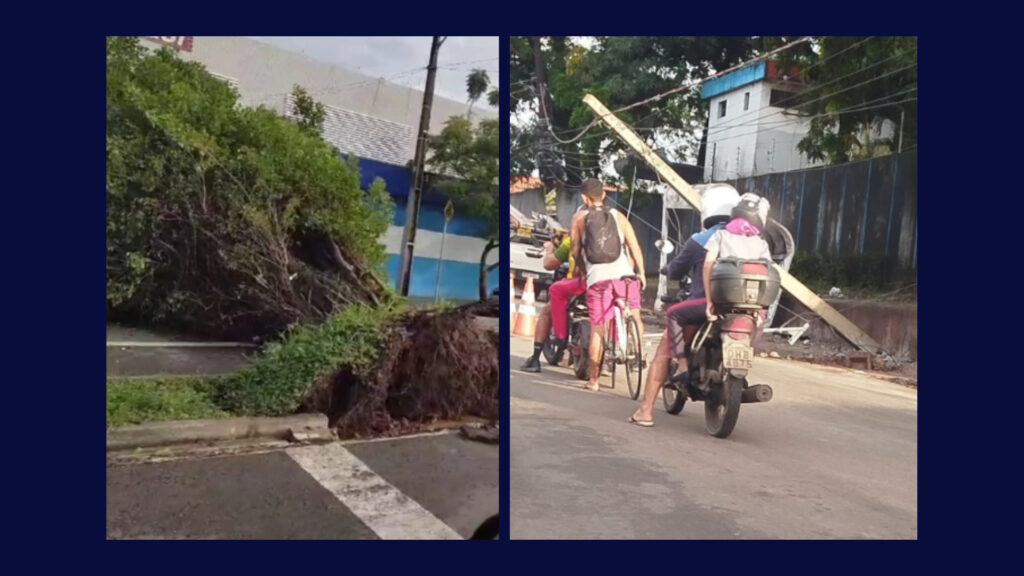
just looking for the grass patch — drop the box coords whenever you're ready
[106,303,402,427]
[107,376,229,428]
[105,300,498,435]
[219,302,397,416]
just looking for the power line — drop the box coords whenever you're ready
[537,37,815,145]
[705,45,917,135]
[701,96,918,157]
[706,86,918,138]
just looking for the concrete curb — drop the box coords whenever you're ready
[106,414,331,451]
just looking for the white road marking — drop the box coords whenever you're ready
[286,442,461,540]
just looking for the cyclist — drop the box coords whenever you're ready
[571,178,646,392]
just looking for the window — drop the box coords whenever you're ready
[770,89,801,108]
[744,92,750,111]
[718,100,727,118]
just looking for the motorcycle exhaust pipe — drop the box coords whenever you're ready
[741,384,773,403]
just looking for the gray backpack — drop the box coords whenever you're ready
[583,207,622,264]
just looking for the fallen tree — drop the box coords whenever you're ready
[107,37,393,339]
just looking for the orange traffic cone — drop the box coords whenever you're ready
[513,277,538,339]
[510,272,518,332]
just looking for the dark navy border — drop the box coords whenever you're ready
[499,34,511,541]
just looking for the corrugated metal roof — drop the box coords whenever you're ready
[701,61,767,100]
[285,95,414,166]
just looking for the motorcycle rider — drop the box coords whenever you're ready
[629,183,740,426]
[520,231,585,373]
[571,177,646,392]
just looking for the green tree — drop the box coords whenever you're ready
[290,85,326,134]
[428,116,499,236]
[106,36,394,338]
[510,36,759,186]
[466,68,490,118]
[431,72,501,299]
[773,36,918,163]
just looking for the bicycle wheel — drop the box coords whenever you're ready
[624,316,643,400]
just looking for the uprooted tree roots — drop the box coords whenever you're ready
[306,301,499,438]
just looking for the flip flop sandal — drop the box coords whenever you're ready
[628,416,654,427]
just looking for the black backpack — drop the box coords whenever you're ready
[583,207,622,264]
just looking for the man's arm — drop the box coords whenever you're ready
[541,241,561,271]
[618,212,646,289]
[570,213,585,278]
[665,238,701,280]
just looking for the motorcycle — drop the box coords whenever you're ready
[537,261,593,380]
[660,259,779,439]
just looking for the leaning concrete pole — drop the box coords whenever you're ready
[582,94,882,355]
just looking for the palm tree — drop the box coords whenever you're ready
[466,69,490,118]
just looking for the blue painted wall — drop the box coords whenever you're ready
[356,157,496,301]
[386,254,499,301]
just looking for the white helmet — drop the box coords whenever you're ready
[700,183,741,229]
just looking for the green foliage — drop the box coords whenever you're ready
[790,251,896,294]
[290,85,326,134]
[466,69,490,117]
[106,304,402,426]
[780,36,918,164]
[510,36,758,182]
[429,112,499,238]
[219,303,399,416]
[107,377,229,427]
[106,37,394,336]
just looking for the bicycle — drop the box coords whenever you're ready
[604,275,644,400]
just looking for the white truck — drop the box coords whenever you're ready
[510,204,563,302]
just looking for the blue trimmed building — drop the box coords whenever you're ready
[701,60,823,180]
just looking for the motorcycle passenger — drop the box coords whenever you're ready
[629,183,740,427]
[703,193,773,321]
[520,233,585,373]
[571,177,646,392]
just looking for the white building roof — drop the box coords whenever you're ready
[285,94,414,166]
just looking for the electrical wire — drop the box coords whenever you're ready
[705,47,918,136]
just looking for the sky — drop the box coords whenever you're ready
[248,37,499,109]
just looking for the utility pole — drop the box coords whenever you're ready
[397,36,444,296]
[530,36,558,189]
[581,93,882,355]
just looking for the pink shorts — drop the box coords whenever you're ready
[585,279,641,326]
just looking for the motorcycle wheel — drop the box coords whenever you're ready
[705,375,743,439]
[572,321,593,380]
[662,362,687,415]
[542,337,564,366]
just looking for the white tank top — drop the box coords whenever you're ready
[581,206,635,287]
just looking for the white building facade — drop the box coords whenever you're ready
[702,60,822,181]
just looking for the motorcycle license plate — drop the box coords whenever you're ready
[723,341,753,370]
[517,227,533,238]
